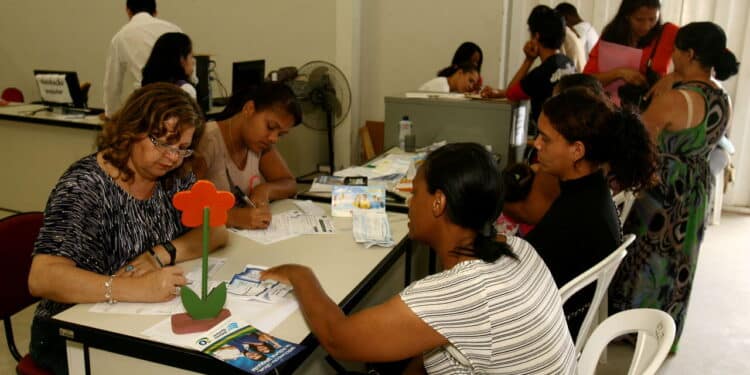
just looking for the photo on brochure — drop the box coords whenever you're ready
[331,185,386,217]
[203,324,304,374]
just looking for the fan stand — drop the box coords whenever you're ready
[325,107,335,173]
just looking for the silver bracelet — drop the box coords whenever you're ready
[104,275,117,304]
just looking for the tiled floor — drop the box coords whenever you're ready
[2,212,748,374]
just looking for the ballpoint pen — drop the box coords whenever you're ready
[231,185,256,208]
[147,247,164,268]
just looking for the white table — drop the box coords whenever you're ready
[51,200,411,374]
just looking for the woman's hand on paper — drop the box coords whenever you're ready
[115,252,159,277]
[229,207,272,229]
[135,266,188,302]
[260,264,310,286]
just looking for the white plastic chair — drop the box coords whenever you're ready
[612,190,637,228]
[577,308,676,375]
[560,234,636,354]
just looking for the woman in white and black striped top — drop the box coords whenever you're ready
[262,143,576,374]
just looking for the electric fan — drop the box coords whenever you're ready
[282,61,351,173]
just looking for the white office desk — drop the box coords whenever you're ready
[51,199,410,374]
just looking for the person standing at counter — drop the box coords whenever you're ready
[141,32,197,99]
[194,82,301,230]
[103,0,182,117]
[28,83,228,375]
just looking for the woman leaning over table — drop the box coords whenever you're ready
[262,143,576,374]
[28,83,228,375]
[194,82,301,230]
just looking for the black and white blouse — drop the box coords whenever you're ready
[33,154,194,318]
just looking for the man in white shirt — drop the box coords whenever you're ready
[555,2,600,56]
[103,0,181,117]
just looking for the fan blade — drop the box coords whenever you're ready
[308,66,330,85]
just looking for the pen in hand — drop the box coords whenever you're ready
[232,185,256,208]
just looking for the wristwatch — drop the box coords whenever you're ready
[162,241,177,266]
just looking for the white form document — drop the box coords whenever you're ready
[89,258,227,315]
[230,210,334,245]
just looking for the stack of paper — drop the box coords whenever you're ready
[352,210,394,248]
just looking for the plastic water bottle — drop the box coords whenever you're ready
[399,116,412,150]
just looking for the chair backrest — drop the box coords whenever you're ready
[560,233,636,354]
[577,308,676,375]
[612,190,636,228]
[359,125,376,161]
[1,87,25,103]
[0,212,43,319]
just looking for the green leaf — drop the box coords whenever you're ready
[180,282,227,320]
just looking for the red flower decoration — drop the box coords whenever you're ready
[173,180,235,227]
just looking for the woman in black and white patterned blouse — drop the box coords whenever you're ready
[27,83,228,374]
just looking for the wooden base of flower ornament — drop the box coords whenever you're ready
[170,308,231,334]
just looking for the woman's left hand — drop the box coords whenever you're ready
[260,264,310,285]
[116,252,160,277]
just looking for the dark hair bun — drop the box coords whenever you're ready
[714,48,740,81]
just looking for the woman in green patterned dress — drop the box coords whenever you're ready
[610,22,739,351]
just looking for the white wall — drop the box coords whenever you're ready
[0,0,338,176]
[1,0,748,204]
[359,0,505,125]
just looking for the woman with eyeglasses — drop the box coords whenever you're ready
[27,83,228,375]
[194,82,301,229]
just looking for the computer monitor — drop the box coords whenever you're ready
[232,60,265,95]
[33,70,86,108]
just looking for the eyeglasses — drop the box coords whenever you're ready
[149,136,194,158]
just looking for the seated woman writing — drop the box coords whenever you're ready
[418,62,479,93]
[194,82,302,229]
[261,143,576,374]
[28,83,229,375]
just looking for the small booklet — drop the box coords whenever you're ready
[331,185,386,217]
[200,320,304,374]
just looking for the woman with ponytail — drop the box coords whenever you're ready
[610,22,739,352]
[261,143,576,374]
[524,88,657,338]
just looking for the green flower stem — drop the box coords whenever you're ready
[202,207,209,300]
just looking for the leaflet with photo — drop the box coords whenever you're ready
[331,185,386,217]
[197,319,304,374]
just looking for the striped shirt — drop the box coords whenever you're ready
[32,154,194,318]
[400,236,576,374]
